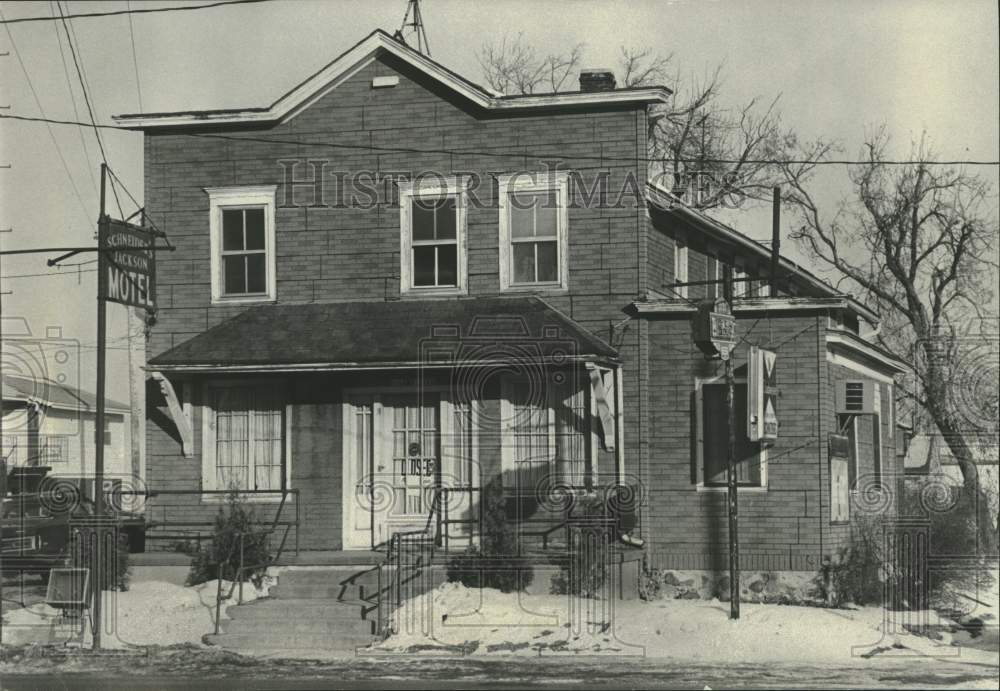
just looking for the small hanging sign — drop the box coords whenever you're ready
[692,297,736,360]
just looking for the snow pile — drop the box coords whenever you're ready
[378,581,1000,664]
[2,577,274,649]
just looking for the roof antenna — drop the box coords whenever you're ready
[394,0,431,57]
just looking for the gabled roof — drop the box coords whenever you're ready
[148,296,618,371]
[644,182,881,326]
[113,30,672,130]
[2,373,130,414]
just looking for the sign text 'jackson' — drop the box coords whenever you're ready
[100,218,156,310]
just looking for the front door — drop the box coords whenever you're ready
[343,392,443,549]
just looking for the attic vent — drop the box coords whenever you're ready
[844,382,864,411]
[836,380,875,414]
[372,76,400,89]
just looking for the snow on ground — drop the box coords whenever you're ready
[377,581,1000,666]
[1,578,273,649]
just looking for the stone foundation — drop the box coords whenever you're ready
[649,569,821,604]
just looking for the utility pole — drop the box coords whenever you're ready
[770,186,780,295]
[723,265,740,619]
[93,162,108,649]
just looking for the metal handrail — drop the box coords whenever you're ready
[375,486,446,638]
[131,487,301,556]
[211,527,275,635]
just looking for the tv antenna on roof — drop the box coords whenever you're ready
[394,0,431,57]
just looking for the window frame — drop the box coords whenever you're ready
[837,413,860,490]
[206,186,277,304]
[398,178,468,296]
[694,375,769,492]
[499,373,596,492]
[498,172,570,292]
[674,240,689,299]
[200,379,291,503]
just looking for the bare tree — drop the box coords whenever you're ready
[478,33,584,95]
[781,128,1000,547]
[478,36,819,210]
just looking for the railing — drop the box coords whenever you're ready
[211,527,277,635]
[137,488,300,557]
[375,488,445,638]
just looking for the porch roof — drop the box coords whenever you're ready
[148,296,618,372]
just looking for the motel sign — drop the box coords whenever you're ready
[100,218,156,310]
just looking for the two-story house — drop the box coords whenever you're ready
[115,30,906,600]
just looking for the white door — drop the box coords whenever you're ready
[343,392,446,549]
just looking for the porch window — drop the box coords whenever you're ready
[501,373,590,491]
[205,383,285,493]
[697,381,766,488]
[207,186,277,303]
[399,179,467,295]
[498,174,569,291]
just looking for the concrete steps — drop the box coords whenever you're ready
[209,566,390,656]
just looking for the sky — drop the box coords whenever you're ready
[1,0,999,403]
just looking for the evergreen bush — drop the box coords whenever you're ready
[187,491,272,587]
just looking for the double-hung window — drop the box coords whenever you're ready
[399,179,466,294]
[499,174,569,291]
[203,381,286,495]
[207,186,277,303]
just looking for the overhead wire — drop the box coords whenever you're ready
[50,0,99,199]
[0,8,91,222]
[0,0,278,25]
[55,0,124,219]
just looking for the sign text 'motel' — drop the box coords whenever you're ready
[100,218,156,310]
[693,297,737,360]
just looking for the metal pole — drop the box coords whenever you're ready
[723,265,740,620]
[93,162,108,648]
[770,186,780,295]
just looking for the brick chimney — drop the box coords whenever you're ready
[579,69,616,92]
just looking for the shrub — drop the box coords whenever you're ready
[444,477,532,593]
[817,515,887,607]
[187,491,271,587]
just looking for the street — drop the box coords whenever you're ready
[1,650,998,690]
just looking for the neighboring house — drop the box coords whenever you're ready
[114,29,906,588]
[904,432,999,524]
[1,373,133,485]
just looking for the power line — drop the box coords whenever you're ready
[0,268,98,280]
[51,0,98,199]
[56,1,124,219]
[3,113,998,168]
[0,8,91,222]
[0,0,276,25]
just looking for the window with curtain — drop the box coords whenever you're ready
[504,373,590,491]
[211,383,284,492]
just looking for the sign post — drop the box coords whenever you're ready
[691,270,740,619]
[722,267,740,620]
[93,165,157,648]
[93,163,107,649]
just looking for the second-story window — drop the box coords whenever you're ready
[499,173,569,291]
[222,208,267,295]
[207,186,277,304]
[399,179,467,295]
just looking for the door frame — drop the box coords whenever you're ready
[341,385,478,550]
